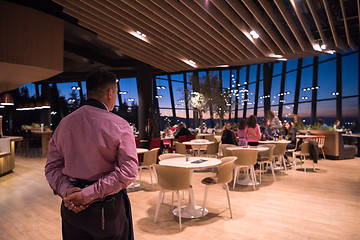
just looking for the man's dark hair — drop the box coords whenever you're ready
[86,69,117,97]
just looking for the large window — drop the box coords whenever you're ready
[342,53,359,97]
[299,66,313,102]
[318,60,336,100]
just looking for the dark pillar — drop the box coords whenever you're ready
[278,61,287,120]
[152,76,160,127]
[183,72,190,128]
[263,63,273,116]
[293,58,302,115]
[243,66,250,118]
[228,70,232,122]
[254,64,261,116]
[234,68,239,122]
[35,83,40,100]
[192,71,200,127]
[167,74,177,125]
[116,80,122,106]
[207,71,215,128]
[78,81,85,105]
[311,56,319,125]
[41,84,51,126]
[358,51,360,121]
[137,66,154,147]
[336,53,342,122]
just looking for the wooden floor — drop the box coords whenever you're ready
[0,156,359,240]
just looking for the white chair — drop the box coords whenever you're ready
[230,149,259,190]
[294,142,315,172]
[138,148,159,190]
[201,157,237,218]
[257,144,276,182]
[286,138,300,166]
[272,142,288,172]
[154,165,195,230]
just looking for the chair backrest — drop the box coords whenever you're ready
[158,153,186,161]
[155,165,191,190]
[142,148,159,166]
[206,142,220,155]
[205,135,216,142]
[272,142,288,156]
[258,144,275,161]
[312,136,325,148]
[175,142,187,154]
[217,157,237,184]
[300,142,310,155]
[220,144,234,156]
[135,138,140,148]
[187,135,196,141]
[178,135,188,143]
[149,138,161,149]
[230,149,259,166]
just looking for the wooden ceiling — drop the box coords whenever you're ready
[51,0,359,72]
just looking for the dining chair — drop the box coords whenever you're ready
[294,142,314,172]
[187,135,196,141]
[272,142,288,172]
[149,138,161,150]
[219,144,234,157]
[286,138,300,166]
[138,148,159,190]
[307,136,326,159]
[201,156,237,218]
[257,144,276,182]
[205,142,220,158]
[175,142,188,154]
[178,135,188,143]
[158,153,186,161]
[154,165,195,230]
[229,149,259,190]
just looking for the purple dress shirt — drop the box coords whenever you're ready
[45,102,138,204]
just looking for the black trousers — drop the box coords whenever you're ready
[61,190,133,240]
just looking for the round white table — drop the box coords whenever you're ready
[159,157,221,218]
[182,140,214,156]
[136,148,149,154]
[227,146,269,186]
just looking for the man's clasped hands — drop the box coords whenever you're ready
[63,187,89,213]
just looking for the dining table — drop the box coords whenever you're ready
[227,146,269,186]
[182,139,214,156]
[159,156,221,218]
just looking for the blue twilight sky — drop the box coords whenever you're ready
[21,49,359,122]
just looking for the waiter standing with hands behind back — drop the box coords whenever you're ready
[45,70,138,240]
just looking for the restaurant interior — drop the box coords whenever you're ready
[0,0,359,239]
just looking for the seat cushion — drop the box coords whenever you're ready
[201,177,218,185]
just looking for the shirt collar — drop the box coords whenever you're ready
[84,98,109,111]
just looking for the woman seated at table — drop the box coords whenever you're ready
[283,122,298,149]
[237,118,247,146]
[221,122,238,145]
[260,118,273,140]
[245,115,261,146]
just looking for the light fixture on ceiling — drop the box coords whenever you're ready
[1,93,14,106]
[249,30,259,39]
[278,58,288,61]
[183,59,197,68]
[130,31,148,42]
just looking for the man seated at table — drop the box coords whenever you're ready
[221,122,238,145]
[174,123,190,139]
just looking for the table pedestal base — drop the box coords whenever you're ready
[127,181,140,189]
[236,177,260,186]
[173,205,208,219]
